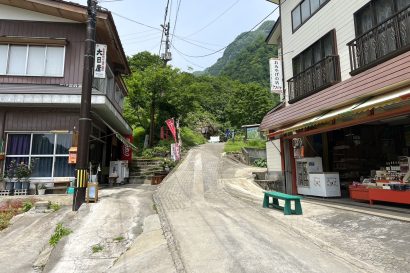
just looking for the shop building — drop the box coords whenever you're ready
[262,0,410,204]
[0,0,133,184]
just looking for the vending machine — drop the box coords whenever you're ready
[109,160,129,184]
[296,157,323,195]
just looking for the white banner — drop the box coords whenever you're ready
[269,58,283,95]
[94,44,107,79]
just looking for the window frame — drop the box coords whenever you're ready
[291,29,337,77]
[353,0,409,36]
[4,132,73,179]
[291,0,331,33]
[0,44,66,77]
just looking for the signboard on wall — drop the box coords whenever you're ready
[94,44,107,79]
[121,135,133,161]
[269,58,283,95]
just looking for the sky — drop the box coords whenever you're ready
[71,0,279,71]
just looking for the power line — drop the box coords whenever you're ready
[170,0,182,46]
[185,0,241,38]
[172,45,206,69]
[172,34,217,52]
[174,5,279,58]
[111,11,162,32]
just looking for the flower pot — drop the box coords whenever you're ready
[38,189,46,195]
[21,182,30,190]
[5,182,14,191]
[14,181,22,190]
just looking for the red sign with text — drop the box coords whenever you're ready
[165,118,177,142]
[121,135,133,161]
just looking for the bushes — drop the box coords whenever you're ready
[180,127,206,148]
[49,223,72,246]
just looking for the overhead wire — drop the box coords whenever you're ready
[174,5,279,58]
[172,45,206,69]
[184,0,241,38]
[170,0,182,46]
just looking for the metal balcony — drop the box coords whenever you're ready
[348,5,410,75]
[288,55,340,104]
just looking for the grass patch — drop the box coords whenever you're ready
[50,203,61,212]
[92,244,104,253]
[0,211,15,230]
[49,223,72,247]
[152,203,157,213]
[22,201,34,212]
[224,139,266,153]
[113,236,125,242]
[180,127,206,148]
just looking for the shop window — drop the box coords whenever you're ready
[0,44,65,77]
[292,0,330,32]
[4,133,73,178]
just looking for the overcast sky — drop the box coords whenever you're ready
[70,0,279,71]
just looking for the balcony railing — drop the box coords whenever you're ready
[348,5,410,75]
[288,55,340,104]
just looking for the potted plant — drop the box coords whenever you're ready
[37,183,46,195]
[4,160,17,191]
[16,160,33,190]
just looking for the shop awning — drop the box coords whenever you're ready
[277,88,410,135]
[91,111,138,151]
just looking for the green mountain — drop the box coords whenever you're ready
[203,20,277,88]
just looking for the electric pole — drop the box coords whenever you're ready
[73,0,97,211]
[148,16,172,147]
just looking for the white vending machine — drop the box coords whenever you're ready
[296,157,323,195]
[109,160,129,184]
[309,172,341,197]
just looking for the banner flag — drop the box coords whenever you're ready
[165,118,177,142]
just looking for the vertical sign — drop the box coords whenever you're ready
[269,58,283,95]
[94,44,107,79]
[121,135,133,161]
[165,118,177,142]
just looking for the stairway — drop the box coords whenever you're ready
[128,158,163,184]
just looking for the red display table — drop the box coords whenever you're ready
[349,186,410,205]
[368,188,410,205]
[349,186,369,201]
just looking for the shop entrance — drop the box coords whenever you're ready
[291,114,410,206]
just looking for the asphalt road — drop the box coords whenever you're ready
[156,143,372,273]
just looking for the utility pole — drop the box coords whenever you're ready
[73,0,97,211]
[148,20,172,147]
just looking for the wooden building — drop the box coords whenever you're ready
[0,0,132,183]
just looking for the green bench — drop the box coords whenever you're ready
[263,191,303,215]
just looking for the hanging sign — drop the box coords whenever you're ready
[121,135,133,161]
[165,118,177,142]
[94,44,107,79]
[269,58,283,95]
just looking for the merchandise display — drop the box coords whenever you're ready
[349,156,410,205]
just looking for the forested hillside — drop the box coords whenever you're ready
[124,52,279,148]
[204,21,277,88]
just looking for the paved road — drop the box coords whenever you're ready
[156,144,371,273]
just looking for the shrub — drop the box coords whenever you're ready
[92,244,103,253]
[49,223,72,246]
[50,203,61,212]
[180,127,206,147]
[253,158,267,168]
[0,211,14,230]
[22,201,33,212]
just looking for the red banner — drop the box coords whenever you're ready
[121,135,133,161]
[165,118,177,142]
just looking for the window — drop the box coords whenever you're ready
[0,44,65,77]
[4,133,74,178]
[292,0,330,32]
[292,31,336,76]
[289,30,339,103]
